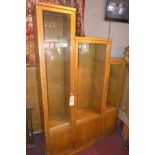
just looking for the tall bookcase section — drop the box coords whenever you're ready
[74,37,111,147]
[33,3,76,154]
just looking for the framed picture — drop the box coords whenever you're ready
[105,0,129,23]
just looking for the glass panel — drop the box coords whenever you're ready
[106,64,125,108]
[77,43,107,120]
[43,11,71,127]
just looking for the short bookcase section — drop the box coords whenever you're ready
[74,37,111,147]
[102,58,126,137]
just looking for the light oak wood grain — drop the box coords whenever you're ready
[33,3,76,155]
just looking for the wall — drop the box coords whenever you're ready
[84,0,129,57]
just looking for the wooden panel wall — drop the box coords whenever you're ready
[26,67,42,131]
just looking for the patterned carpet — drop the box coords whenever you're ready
[26,132,129,155]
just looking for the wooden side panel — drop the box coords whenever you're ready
[26,68,42,131]
[119,63,129,120]
[74,117,101,147]
[102,108,118,136]
[49,126,72,154]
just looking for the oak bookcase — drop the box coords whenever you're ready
[33,2,125,154]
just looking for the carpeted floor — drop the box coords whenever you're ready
[26,132,129,155]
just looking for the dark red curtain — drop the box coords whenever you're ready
[26,0,85,66]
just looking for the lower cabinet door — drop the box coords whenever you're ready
[49,125,72,155]
[74,116,101,147]
[102,108,118,136]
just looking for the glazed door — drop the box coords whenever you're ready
[75,40,109,121]
[35,4,76,154]
[43,10,74,154]
[102,59,126,136]
[43,11,73,128]
[74,37,111,147]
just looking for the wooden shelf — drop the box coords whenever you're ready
[76,107,100,122]
[49,113,70,128]
[106,106,117,112]
[110,58,125,64]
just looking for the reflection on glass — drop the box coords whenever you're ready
[43,12,71,127]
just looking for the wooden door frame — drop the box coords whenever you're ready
[34,2,76,153]
[109,58,126,109]
[74,37,112,121]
